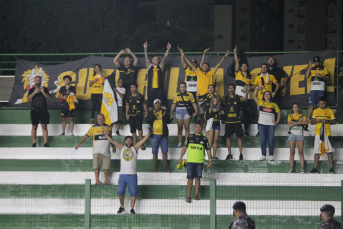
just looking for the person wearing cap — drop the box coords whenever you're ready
[320,204,342,229]
[146,98,172,172]
[58,75,77,136]
[143,41,170,111]
[229,201,255,229]
[102,128,152,215]
[179,122,212,203]
[305,56,330,122]
[267,56,290,105]
[334,67,343,121]
[75,114,115,185]
[179,47,229,124]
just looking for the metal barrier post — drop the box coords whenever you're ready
[210,179,216,229]
[84,179,91,229]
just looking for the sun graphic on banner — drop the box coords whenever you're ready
[103,92,113,107]
[15,66,50,104]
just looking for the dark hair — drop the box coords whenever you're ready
[261,63,268,68]
[195,122,203,129]
[125,136,133,141]
[262,91,273,102]
[63,75,72,81]
[179,82,186,87]
[291,103,302,114]
[130,83,138,88]
[34,75,42,79]
[326,211,335,218]
[93,64,102,76]
[228,83,236,89]
[203,63,210,69]
[267,56,277,67]
[117,78,123,82]
[208,84,215,89]
[318,96,326,102]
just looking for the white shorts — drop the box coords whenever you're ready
[314,135,334,155]
[198,102,204,115]
[205,118,213,132]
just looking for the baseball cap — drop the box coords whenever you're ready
[233,201,246,211]
[191,59,198,64]
[313,56,321,62]
[153,99,161,104]
[320,204,335,213]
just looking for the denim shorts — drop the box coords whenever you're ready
[288,133,305,142]
[151,134,168,154]
[212,126,220,130]
[309,90,324,106]
[175,108,190,120]
[187,163,204,179]
[117,174,138,196]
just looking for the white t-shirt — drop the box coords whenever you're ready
[116,86,126,106]
[120,146,137,175]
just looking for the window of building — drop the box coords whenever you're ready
[239,20,248,28]
[289,24,294,28]
[297,24,305,34]
[289,8,294,13]
[298,8,306,18]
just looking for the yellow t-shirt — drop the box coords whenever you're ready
[153,110,163,135]
[312,108,335,136]
[152,66,159,88]
[254,73,277,100]
[196,68,214,96]
[86,124,111,156]
[89,74,107,94]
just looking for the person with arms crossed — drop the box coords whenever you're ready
[27,75,51,147]
[113,48,138,96]
[170,82,197,148]
[126,83,148,150]
[179,122,212,203]
[305,56,330,123]
[88,64,106,124]
[309,96,336,174]
[253,87,281,161]
[102,128,152,215]
[287,103,309,173]
[75,114,115,185]
[222,84,247,160]
[144,41,171,111]
[58,75,77,136]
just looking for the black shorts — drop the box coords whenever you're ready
[61,107,76,118]
[31,109,50,125]
[225,123,243,138]
[148,88,166,108]
[129,115,143,133]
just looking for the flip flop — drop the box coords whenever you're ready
[194,196,200,200]
[186,197,191,203]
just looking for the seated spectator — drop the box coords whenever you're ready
[170,82,197,148]
[89,64,107,124]
[253,86,281,161]
[114,78,126,136]
[146,99,171,172]
[143,41,171,111]
[287,103,309,173]
[58,75,77,136]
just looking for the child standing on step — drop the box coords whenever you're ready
[114,78,126,136]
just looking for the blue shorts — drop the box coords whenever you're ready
[187,163,204,179]
[175,108,190,120]
[117,174,138,197]
[288,133,305,141]
[212,126,220,130]
[151,134,168,154]
[309,90,324,106]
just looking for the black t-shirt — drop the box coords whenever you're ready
[117,64,138,94]
[268,66,288,92]
[59,86,76,108]
[28,87,49,109]
[222,95,241,123]
[125,93,145,116]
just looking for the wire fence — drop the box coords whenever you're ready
[0,179,341,228]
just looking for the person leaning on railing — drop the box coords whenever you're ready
[253,86,281,161]
[88,63,107,124]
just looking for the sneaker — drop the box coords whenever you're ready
[88,119,94,124]
[212,156,219,160]
[70,132,74,136]
[269,156,274,161]
[330,168,335,174]
[177,143,183,148]
[59,133,65,136]
[32,143,36,147]
[256,132,260,136]
[116,131,121,136]
[259,156,266,161]
[130,209,135,215]
[244,131,250,136]
[288,169,293,173]
[117,207,125,214]
[301,170,305,174]
[44,143,50,147]
[309,168,319,173]
[239,154,243,160]
[225,154,233,160]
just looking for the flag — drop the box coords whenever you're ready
[319,123,330,157]
[101,79,118,126]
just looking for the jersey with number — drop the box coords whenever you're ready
[86,124,111,156]
[119,146,137,174]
